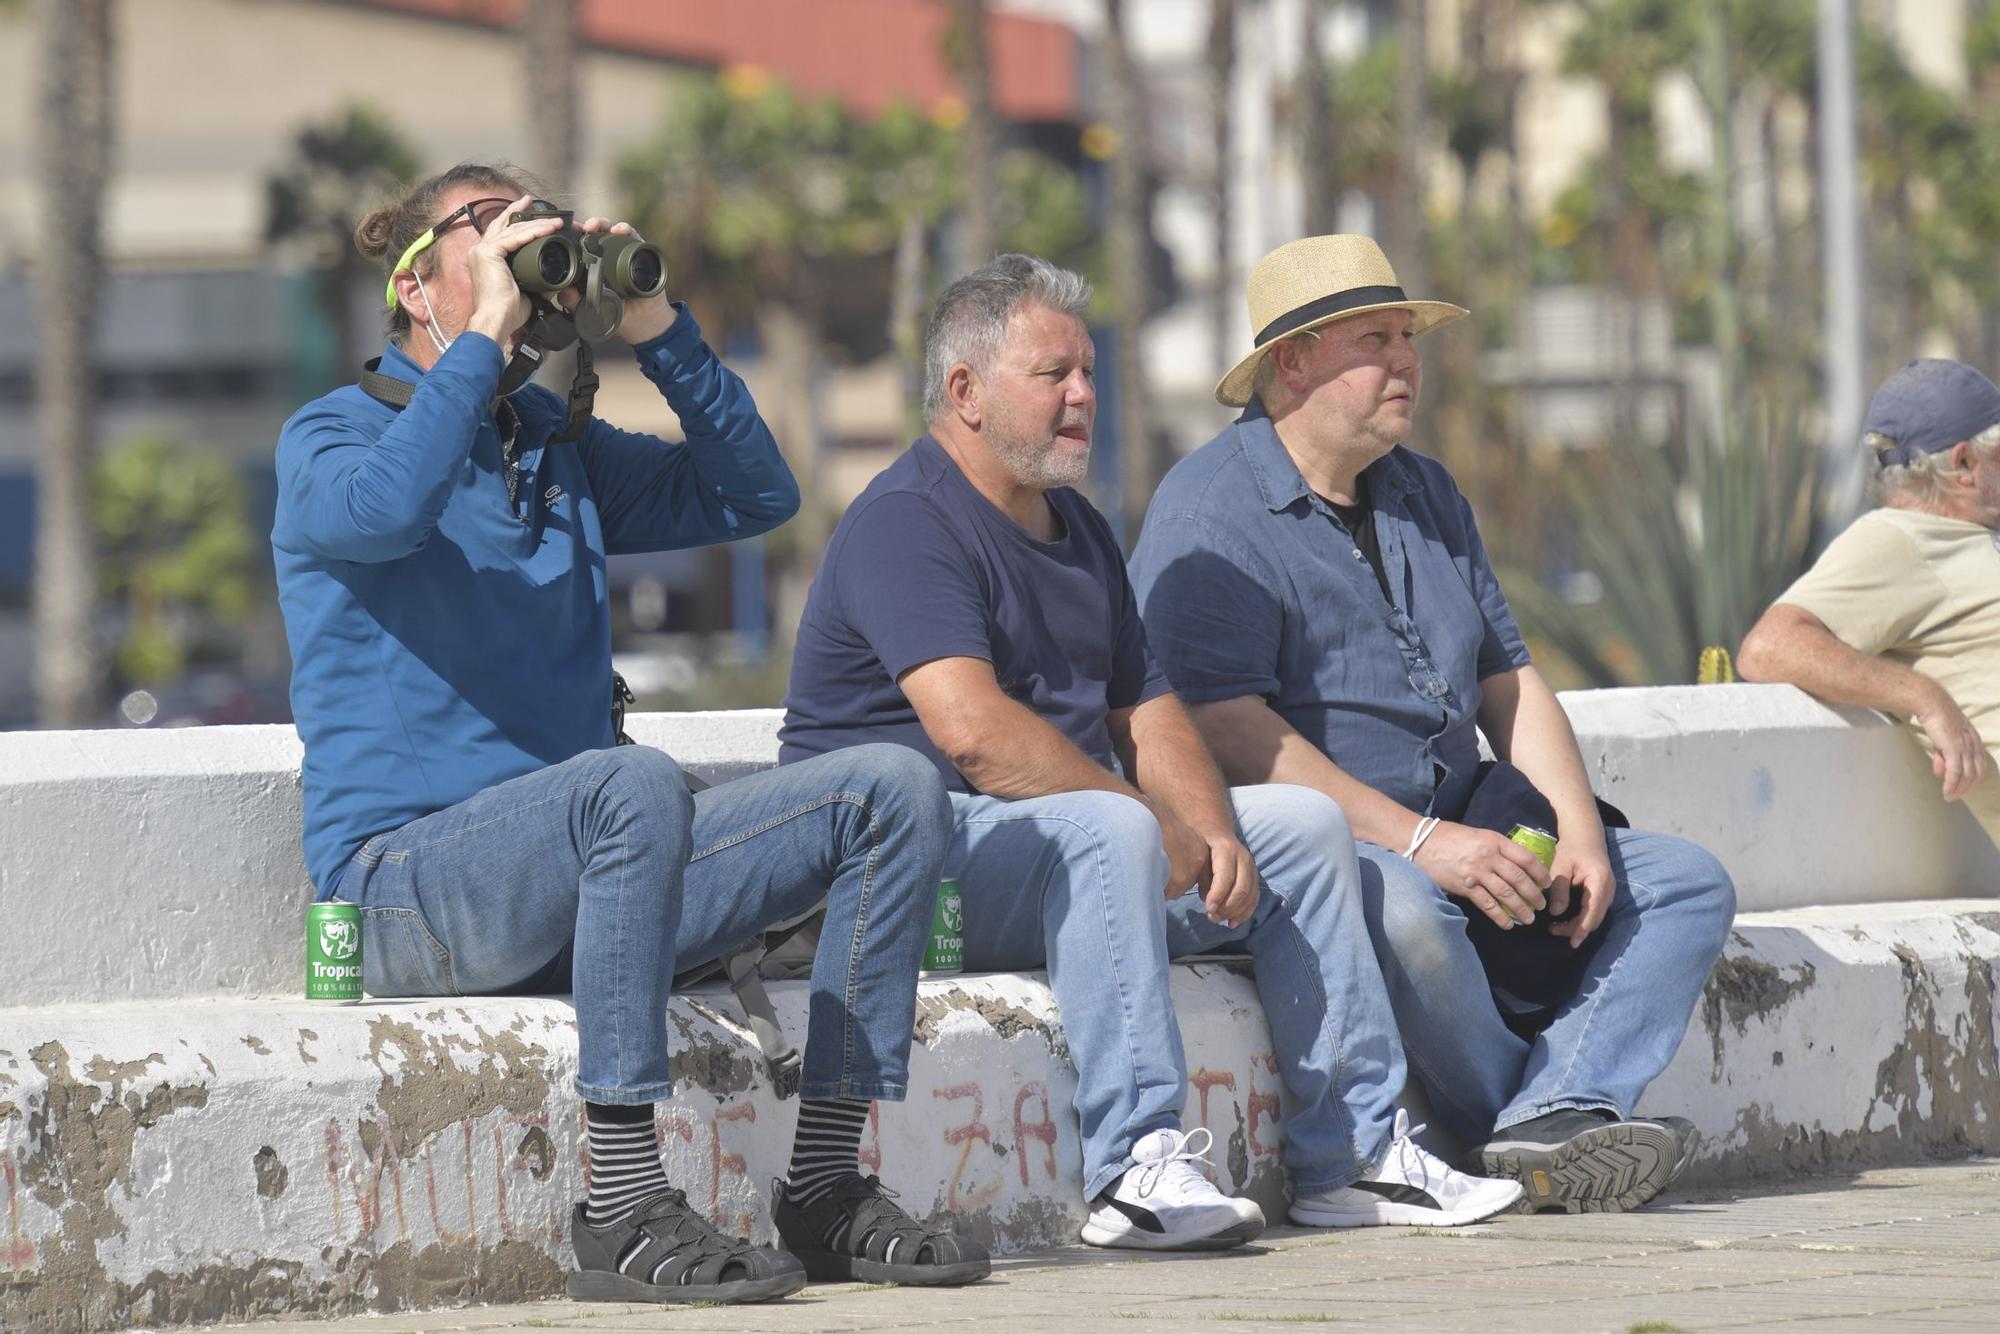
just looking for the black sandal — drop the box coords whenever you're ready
[568,1189,807,1304]
[772,1173,991,1286]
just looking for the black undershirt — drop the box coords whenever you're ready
[1325,478,1391,602]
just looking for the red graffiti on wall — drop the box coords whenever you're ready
[1012,1082,1058,1187]
[1188,1066,1238,1137]
[933,1081,1000,1209]
[1246,1053,1282,1158]
[420,1122,478,1247]
[1,1149,35,1272]
[860,1100,883,1175]
[710,1102,758,1235]
[323,1116,409,1243]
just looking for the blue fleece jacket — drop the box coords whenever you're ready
[272,306,798,897]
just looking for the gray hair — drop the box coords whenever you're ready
[1250,330,1321,406]
[1872,420,2000,509]
[922,253,1093,425]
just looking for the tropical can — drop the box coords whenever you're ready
[306,901,364,1001]
[923,878,964,973]
[1507,823,1558,869]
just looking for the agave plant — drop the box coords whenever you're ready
[1506,401,1828,687]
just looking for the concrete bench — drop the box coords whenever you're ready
[2,686,1997,1330]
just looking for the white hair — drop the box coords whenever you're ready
[1872,421,2000,509]
[923,254,1092,425]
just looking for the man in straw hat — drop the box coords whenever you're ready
[782,253,1525,1250]
[1741,358,2000,846]
[1130,236,1736,1214]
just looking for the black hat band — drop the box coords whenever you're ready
[1255,285,1410,347]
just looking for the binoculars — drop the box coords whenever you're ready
[507,200,669,344]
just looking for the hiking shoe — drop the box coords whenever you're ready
[1474,1109,1679,1214]
[1079,1126,1265,1250]
[567,1188,806,1304]
[1642,1115,1701,1184]
[1290,1108,1524,1227]
[772,1173,990,1286]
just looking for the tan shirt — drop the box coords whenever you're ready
[1777,506,2000,839]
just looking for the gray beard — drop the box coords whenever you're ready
[991,432,1089,490]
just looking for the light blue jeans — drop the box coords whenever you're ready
[337,743,951,1106]
[1355,828,1735,1142]
[946,784,1405,1200]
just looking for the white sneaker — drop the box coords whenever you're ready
[1290,1108,1525,1228]
[1079,1126,1266,1250]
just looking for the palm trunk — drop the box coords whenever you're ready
[758,301,824,656]
[522,0,580,185]
[33,0,115,726]
[1104,0,1154,543]
[890,212,928,433]
[951,0,998,270]
[1390,0,1428,293]
[1208,0,1237,380]
[1298,0,1336,235]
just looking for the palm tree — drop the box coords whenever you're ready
[521,0,580,186]
[947,0,998,271]
[1102,0,1155,544]
[1296,0,1336,235]
[264,105,418,389]
[32,0,115,727]
[1208,0,1237,380]
[1388,0,1429,293]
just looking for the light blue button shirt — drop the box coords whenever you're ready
[1129,401,1530,819]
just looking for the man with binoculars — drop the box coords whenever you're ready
[272,163,984,1304]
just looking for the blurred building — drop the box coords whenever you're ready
[0,0,1979,723]
[0,0,1085,720]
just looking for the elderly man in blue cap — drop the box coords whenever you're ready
[1741,358,2000,845]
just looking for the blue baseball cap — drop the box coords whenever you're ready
[1865,358,2000,467]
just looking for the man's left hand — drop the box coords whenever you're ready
[1546,833,1615,949]
[1201,833,1260,930]
[573,216,677,344]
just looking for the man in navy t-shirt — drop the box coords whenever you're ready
[782,255,1521,1250]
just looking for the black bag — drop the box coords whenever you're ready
[1452,760,1628,1039]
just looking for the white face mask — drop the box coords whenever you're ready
[413,268,453,357]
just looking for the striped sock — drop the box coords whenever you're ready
[783,1098,871,1206]
[583,1101,670,1228]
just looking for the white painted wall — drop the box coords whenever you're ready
[2,688,1995,1009]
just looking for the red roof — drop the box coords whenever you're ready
[347,0,1081,122]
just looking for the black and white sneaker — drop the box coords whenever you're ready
[1475,1108,1679,1213]
[1079,1127,1265,1250]
[1289,1108,1523,1227]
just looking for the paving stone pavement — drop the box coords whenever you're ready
[239,1160,2000,1334]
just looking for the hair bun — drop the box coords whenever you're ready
[353,208,396,260]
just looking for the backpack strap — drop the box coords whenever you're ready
[674,769,805,1098]
[723,941,803,1099]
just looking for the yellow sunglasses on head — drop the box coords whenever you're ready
[383,196,521,310]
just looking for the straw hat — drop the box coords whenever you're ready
[1215,235,1468,407]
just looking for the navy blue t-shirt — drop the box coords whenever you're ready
[780,435,1171,791]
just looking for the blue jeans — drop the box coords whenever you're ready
[946,784,1405,1200]
[1355,828,1735,1141]
[337,743,950,1106]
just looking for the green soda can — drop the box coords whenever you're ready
[306,902,364,1001]
[923,878,964,973]
[1507,824,1558,868]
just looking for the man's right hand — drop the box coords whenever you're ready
[463,195,568,347]
[1916,684,1988,801]
[1153,806,1211,900]
[1412,821,1550,930]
